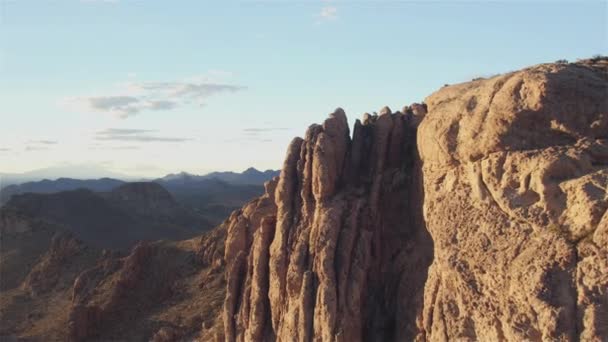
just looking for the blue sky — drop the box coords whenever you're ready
[1,0,606,178]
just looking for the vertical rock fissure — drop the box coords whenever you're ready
[222,105,435,341]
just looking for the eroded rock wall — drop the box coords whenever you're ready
[417,60,608,341]
[219,59,607,342]
[223,107,433,341]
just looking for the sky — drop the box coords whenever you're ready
[0,0,606,178]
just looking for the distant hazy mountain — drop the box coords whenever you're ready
[157,177,265,224]
[0,164,132,188]
[156,167,280,185]
[154,167,279,223]
[1,182,212,250]
[0,168,279,225]
[203,167,280,185]
[0,178,125,204]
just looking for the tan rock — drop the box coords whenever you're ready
[223,104,432,341]
[219,58,608,342]
[417,59,608,341]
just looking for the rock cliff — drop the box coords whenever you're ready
[220,58,608,341]
[222,106,434,341]
[417,58,608,341]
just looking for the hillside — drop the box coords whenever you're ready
[0,178,125,205]
[1,183,211,250]
[0,168,279,226]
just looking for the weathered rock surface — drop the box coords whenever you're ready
[222,106,434,341]
[21,232,87,297]
[66,229,227,342]
[220,58,607,342]
[417,58,608,341]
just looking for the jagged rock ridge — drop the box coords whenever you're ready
[223,105,433,341]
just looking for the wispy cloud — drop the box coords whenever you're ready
[25,146,51,152]
[61,72,246,119]
[226,127,290,142]
[23,139,58,152]
[95,128,191,143]
[243,127,290,134]
[318,6,338,21]
[88,143,141,151]
[28,140,58,145]
[225,137,273,143]
[110,146,141,150]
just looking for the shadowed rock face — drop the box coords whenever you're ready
[220,58,608,342]
[222,106,434,341]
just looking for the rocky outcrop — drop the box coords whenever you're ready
[66,228,227,342]
[107,182,181,218]
[222,106,433,341]
[21,232,86,296]
[220,58,607,342]
[417,59,608,341]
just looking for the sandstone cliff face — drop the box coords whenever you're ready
[417,59,608,341]
[220,59,607,341]
[223,106,434,341]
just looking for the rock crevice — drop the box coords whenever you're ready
[222,106,433,341]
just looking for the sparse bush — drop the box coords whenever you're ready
[555,59,568,64]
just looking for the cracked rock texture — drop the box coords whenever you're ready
[220,58,607,341]
[223,106,433,341]
[418,59,608,341]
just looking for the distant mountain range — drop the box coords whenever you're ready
[0,164,133,187]
[1,182,212,251]
[0,178,125,204]
[0,168,278,201]
[0,167,280,226]
[154,167,280,185]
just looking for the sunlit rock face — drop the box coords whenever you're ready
[220,58,608,342]
[417,59,608,341]
[222,106,433,341]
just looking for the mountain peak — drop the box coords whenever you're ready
[242,167,260,174]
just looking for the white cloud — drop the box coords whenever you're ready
[61,72,246,119]
[319,6,338,21]
[28,140,58,145]
[95,128,191,142]
[25,146,51,152]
